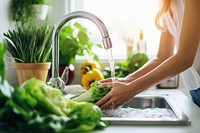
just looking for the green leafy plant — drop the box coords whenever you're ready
[3,25,54,63]
[11,0,35,26]
[58,22,101,65]
[11,0,51,26]
[126,52,149,72]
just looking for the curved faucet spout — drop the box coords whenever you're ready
[50,11,113,91]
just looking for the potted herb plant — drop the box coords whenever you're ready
[3,25,54,85]
[11,0,51,26]
[52,22,101,84]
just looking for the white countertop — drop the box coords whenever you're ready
[94,88,200,133]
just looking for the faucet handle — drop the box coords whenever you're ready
[61,66,69,85]
[48,77,65,92]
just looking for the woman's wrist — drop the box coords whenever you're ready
[128,79,146,96]
[115,77,134,83]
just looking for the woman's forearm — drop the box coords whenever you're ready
[130,52,194,95]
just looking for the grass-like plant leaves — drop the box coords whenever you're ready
[3,25,54,63]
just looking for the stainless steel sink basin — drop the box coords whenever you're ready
[101,95,191,125]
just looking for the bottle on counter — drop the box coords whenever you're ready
[137,29,147,54]
[124,37,134,56]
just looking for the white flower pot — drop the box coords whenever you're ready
[32,4,49,20]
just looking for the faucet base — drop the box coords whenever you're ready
[48,77,65,92]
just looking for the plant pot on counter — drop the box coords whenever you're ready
[14,62,51,85]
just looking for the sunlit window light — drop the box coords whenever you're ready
[67,0,161,59]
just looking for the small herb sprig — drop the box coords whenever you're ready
[3,25,54,63]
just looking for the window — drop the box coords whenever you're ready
[66,0,161,59]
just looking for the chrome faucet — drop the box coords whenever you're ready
[49,11,113,92]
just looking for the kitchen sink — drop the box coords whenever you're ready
[101,95,191,125]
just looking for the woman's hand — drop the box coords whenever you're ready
[95,81,137,109]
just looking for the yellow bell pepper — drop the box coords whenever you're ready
[81,68,104,90]
[80,60,102,75]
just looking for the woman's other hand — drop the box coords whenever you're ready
[95,81,137,109]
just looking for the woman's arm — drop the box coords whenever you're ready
[130,0,200,93]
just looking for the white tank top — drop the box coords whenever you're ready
[163,0,200,90]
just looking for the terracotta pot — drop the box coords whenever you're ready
[14,62,51,85]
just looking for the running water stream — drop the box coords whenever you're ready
[106,48,116,84]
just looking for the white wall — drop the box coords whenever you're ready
[0,0,14,35]
[0,0,17,86]
[48,0,67,25]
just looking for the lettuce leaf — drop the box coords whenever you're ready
[0,78,108,132]
[72,81,111,103]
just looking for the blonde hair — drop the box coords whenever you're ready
[155,0,171,31]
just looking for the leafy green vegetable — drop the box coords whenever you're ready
[0,78,108,132]
[72,81,111,103]
[127,52,149,72]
